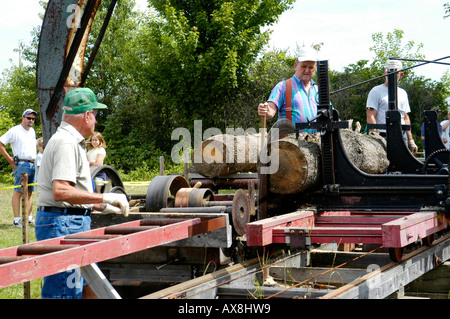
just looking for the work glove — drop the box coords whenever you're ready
[103,193,129,217]
[408,139,418,154]
[101,204,121,215]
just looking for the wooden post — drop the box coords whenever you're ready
[184,152,189,181]
[260,115,266,157]
[159,156,164,175]
[21,173,30,299]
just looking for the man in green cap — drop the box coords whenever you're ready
[35,88,129,299]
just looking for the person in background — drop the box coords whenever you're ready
[87,132,107,192]
[440,108,450,149]
[0,109,37,228]
[366,60,418,153]
[35,137,44,181]
[35,87,129,299]
[420,107,446,151]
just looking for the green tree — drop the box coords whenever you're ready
[86,0,296,171]
[329,60,374,126]
[329,29,447,150]
[0,36,41,176]
[138,0,295,132]
[369,29,425,77]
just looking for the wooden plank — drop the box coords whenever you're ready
[107,264,192,283]
[310,250,391,268]
[269,266,368,286]
[217,284,331,299]
[382,212,448,247]
[246,210,315,246]
[141,255,264,299]
[141,250,300,299]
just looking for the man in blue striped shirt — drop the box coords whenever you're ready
[258,47,318,133]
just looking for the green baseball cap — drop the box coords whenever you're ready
[63,88,107,114]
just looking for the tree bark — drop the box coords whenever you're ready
[269,130,389,194]
[192,129,389,195]
[192,133,260,177]
[268,133,321,194]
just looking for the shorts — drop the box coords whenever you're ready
[14,161,36,192]
[35,210,92,299]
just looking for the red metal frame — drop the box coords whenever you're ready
[246,210,448,248]
[0,216,226,289]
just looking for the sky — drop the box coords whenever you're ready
[0,0,449,81]
[263,0,450,82]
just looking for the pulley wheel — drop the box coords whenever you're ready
[175,188,214,207]
[90,165,124,194]
[388,247,404,262]
[145,175,189,211]
[232,189,250,236]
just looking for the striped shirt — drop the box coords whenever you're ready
[268,75,318,132]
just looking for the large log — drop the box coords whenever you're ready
[192,129,389,195]
[268,133,321,194]
[192,133,260,177]
[269,130,389,194]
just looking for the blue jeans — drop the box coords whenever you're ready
[14,161,35,192]
[35,210,91,299]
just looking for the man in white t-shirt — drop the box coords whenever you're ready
[0,109,37,227]
[366,60,418,153]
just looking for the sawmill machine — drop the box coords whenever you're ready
[259,60,450,215]
[36,1,449,267]
[254,60,450,261]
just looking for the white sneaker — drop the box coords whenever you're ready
[29,218,35,226]
[13,219,23,228]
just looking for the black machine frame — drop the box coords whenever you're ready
[261,60,450,217]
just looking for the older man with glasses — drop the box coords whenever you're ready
[0,109,38,227]
[257,46,319,133]
[35,87,129,299]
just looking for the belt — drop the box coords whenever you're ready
[38,206,92,216]
[19,159,35,163]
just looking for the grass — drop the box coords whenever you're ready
[0,181,151,299]
[0,182,40,299]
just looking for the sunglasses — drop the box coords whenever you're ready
[25,117,35,121]
[299,65,316,71]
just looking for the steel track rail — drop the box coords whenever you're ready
[142,231,450,299]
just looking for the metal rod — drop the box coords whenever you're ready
[104,225,158,235]
[81,0,118,86]
[21,173,30,299]
[389,57,450,66]
[17,244,79,255]
[160,206,231,214]
[331,55,450,95]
